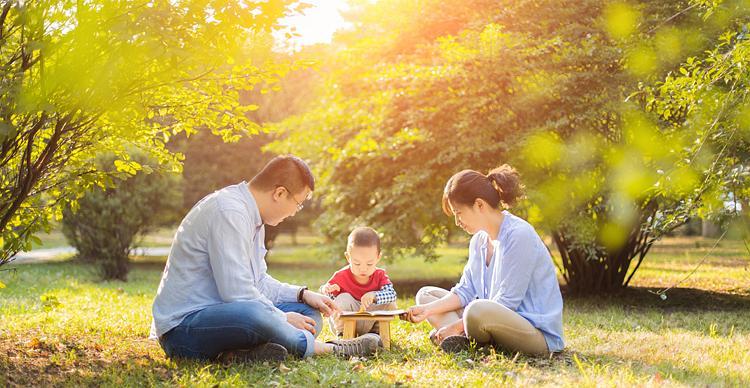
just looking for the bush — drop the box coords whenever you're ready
[62,155,181,280]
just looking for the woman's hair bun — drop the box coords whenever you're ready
[487,164,523,208]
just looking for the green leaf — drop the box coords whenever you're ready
[114,160,142,175]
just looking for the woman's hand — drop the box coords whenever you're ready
[405,305,430,323]
[435,320,465,343]
[285,312,317,335]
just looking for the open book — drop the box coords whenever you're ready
[340,309,407,317]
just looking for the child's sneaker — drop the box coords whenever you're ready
[439,335,471,353]
[366,327,385,347]
[328,333,381,357]
[219,342,288,363]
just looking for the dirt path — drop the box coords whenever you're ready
[10,246,172,264]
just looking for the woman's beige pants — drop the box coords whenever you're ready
[416,286,549,355]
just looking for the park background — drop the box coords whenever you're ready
[1,0,749,386]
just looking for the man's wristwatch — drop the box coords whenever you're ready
[297,286,308,303]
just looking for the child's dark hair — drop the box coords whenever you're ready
[442,164,523,216]
[347,226,381,253]
[250,155,315,194]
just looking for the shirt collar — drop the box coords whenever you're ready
[239,181,264,230]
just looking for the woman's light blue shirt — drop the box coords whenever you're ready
[451,211,565,352]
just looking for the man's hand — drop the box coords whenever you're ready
[321,283,340,295]
[286,312,317,335]
[360,292,376,309]
[435,320,465,343]
[302,290,340,317]
[405,305,430,323]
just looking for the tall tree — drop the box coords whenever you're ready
[271,0,747,293]
[0,0,303,266]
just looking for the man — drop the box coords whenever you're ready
[150,155,380,361]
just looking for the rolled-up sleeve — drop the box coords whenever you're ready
[492,227,537,310]
[451,232,486,307]
[374,283,397,305]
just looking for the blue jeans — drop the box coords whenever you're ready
[159,301,322,360]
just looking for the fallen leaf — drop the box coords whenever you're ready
[278,363,291,373]
[27,338,42,349]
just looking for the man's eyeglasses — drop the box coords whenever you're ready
[280,186,311,211]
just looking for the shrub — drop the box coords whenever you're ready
[62,155,181,280]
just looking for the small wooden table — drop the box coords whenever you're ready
[340,315,396,350]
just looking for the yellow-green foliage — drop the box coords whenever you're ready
[0,0,305,265]
[270,0,749,293]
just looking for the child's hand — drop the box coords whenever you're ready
[360,291,377,309]
[321,283,340,295]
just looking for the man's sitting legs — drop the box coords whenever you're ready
[160,300,381,361]
[159,300,312,360]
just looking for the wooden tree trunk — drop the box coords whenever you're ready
[553,200,659,294]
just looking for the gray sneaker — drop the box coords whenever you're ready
[328,333,381,357]
[439,335,471,353]
[338,331,384,348]
[219,342,288,363]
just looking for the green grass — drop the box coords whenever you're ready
[1,237,749,387]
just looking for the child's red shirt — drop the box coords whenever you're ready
[325,266,392,301]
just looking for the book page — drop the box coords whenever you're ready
[340,309,407,317]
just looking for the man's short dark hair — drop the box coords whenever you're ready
[347,226,381,253]
[250,155,315,194]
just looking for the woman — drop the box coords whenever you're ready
[406,165,564,355]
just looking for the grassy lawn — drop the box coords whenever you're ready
[1,237,748,387]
